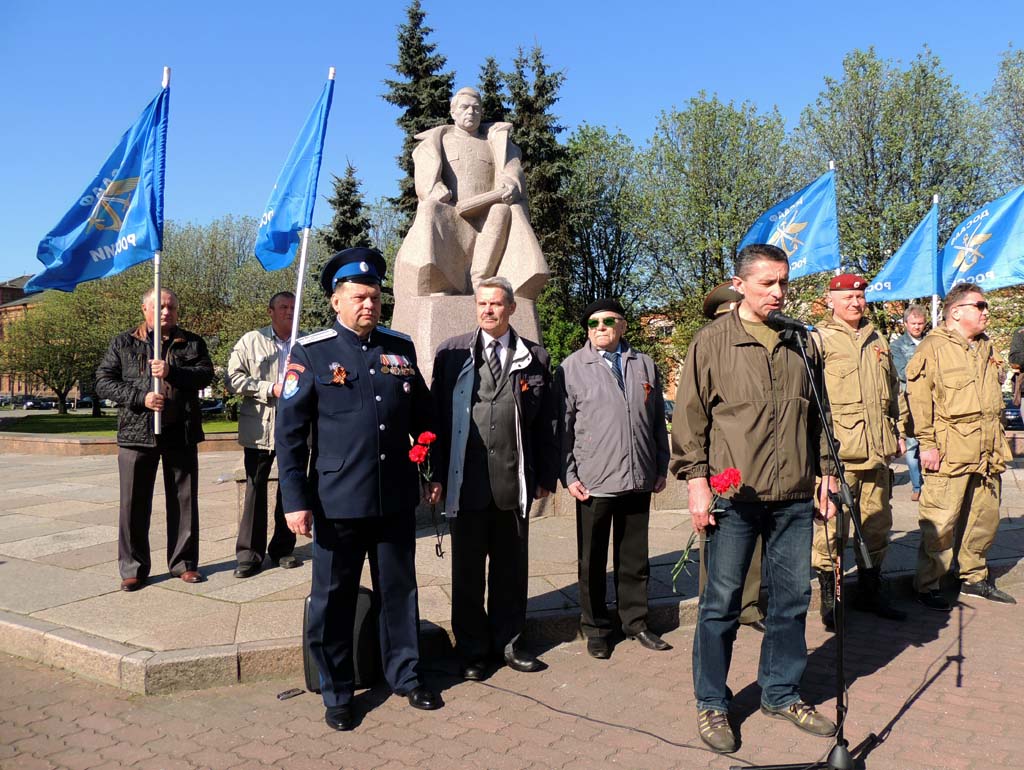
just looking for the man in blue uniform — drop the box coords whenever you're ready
[276,247,443,732]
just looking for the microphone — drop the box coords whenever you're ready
[766,310,815,333]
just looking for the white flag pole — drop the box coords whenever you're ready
[829,160,841,276]
[152,65,170,436]
[285,66,335,361]
[931,193,941,328]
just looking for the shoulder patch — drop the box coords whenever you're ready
[376,326,412,342]
[296,329,338,346]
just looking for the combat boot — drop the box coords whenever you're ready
[852,567,907,621]
[816,571,836,631]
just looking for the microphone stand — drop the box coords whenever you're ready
[736,327,878,770]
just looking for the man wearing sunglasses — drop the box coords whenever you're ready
[556,299,670,660]
[906,283,1015,609]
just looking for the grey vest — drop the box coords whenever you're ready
[460,343,519,511]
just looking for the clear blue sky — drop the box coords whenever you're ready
[1,0,1019,280]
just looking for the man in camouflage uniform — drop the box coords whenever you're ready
[812,274,907,628]
[907,283,1015,610]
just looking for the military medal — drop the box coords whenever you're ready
[329,362,348,385]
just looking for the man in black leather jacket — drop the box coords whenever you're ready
[96,287,214,591]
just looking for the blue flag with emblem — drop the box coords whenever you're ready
[254,77,334,271]
[27,87,169,293]
[738,170,840,280]
[865,202,939,301]
[940,185,1024,294]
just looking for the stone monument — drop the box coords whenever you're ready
[391,86,549,376]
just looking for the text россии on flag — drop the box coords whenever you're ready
[738,170,840,280]
[865,202,939,302]
[27,87,169,293]
[939,185,1024,294]
[254,78,335,271]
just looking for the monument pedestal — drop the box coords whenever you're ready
[391,295,542,386]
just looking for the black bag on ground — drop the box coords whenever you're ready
[302,586,381,692]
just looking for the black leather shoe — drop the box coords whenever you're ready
[325,706,354,731]
[629,630,671,651]
[961,579,1017,604]
[233,562,261,579]
[273,555,301,569]
[917,589,952,612]
[461,661,488,681]
[504,648,544,673]
[586,637,611,659]
[405,686,442,710]
[742,620,767,634]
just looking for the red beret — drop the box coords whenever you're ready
[828,273,867,291]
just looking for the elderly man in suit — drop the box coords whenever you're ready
[431,276,559,681]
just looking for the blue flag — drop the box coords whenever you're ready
[865,203,939,301]
[940,185,1024,294]
[738,170,841,280]
[254,78,334,270]
[27,88,169,293]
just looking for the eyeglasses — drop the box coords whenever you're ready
[587,316,623,329]
[955,301,989,312]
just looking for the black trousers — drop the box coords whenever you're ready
[117,432,199,580]
[236,448,296,565]
[450,503,529,662]
[308,513,420,708]
[576,492,651,638]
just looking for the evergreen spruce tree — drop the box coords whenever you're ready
[383,0,455,228]
[307,163,373,328]
[478,56,508,123]
[505,45,573,359]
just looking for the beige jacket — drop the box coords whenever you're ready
[225,326,301,450]
[905,328,1011,477]
[814,317,900,471]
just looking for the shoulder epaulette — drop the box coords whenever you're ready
[376,326,412,342]
[296,329,338,346]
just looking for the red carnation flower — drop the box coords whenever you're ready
[710,467,742,495]
[417,431,437,446]
[409,445,429,464]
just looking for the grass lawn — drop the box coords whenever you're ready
[0,412,238,437]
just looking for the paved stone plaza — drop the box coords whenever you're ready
[0,450,1022,768]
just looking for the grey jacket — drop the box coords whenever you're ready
[556,340,669,495]
[225,326,304,450]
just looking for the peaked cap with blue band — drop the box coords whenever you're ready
[319,247,387,295]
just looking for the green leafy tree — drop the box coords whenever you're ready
[383,0,455,227]
[0,291,111,415]
[478,56,507,123]
[989,46,1024,185]
[793,47,995,295]
[562,125,648,308]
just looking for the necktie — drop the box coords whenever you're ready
[488,340,503,382]
[603,351,624,391]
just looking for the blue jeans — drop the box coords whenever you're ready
[693,497,813,712]
[904,437,922,492]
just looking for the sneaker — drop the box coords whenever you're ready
[960,579,1016,604]
[697,709,737,753]
[761,700,837,737]
[917,589,952,612]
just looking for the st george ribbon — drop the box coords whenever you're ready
[738,170,840,280]
[27,86,170,292]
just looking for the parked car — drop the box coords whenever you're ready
[664,399,675,423]
[200,398,225,416]
[24,398,55,409]
[71,397,94,410]
[1004,395,1024,431]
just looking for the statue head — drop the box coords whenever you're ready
[450,87,483,134]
